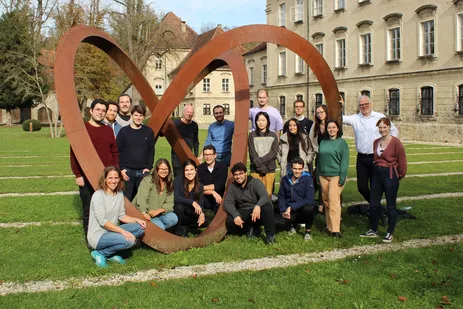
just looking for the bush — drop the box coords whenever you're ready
[22,119,42,132]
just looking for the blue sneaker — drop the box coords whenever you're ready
[91,250,108,268]
[108,255,126,265]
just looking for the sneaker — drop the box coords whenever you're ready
[288,227,297,235]
[271,194,278,202]
[246,226,256,238]
[108,255,126,265]
[382,233,393,243]
[91,250,108,268]
[360,229,379,238]
[265,235,275,245]
[331,232,342,238]
[304,232,312,241]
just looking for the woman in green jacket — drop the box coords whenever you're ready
[132,158,178,230]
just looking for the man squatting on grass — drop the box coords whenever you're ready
[224,162,276,245]
[70,98,119,241]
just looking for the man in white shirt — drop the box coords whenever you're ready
[342,95,399,204]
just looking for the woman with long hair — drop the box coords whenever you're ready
[278,118,314,177]
[173,159,205,237]
[361,117,407,243]
[309,104,329,153]
[132,158,178,231]
[87,166,146,268]
[248,111,279,197]
[317,120,349,238]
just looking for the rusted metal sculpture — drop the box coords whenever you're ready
[54,24,339,253]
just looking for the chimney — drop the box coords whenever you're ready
[181,21,186,34]
[217,24,222,29]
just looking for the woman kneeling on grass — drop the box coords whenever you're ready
[132,158,178,231]
[361,117,407,243]
[87,166,146,268]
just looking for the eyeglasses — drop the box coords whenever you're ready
[214,112,224,115]
[233,171,245,177]
[294,105,304,108]
[93,108,106,113]
[359,103,370,108]
[316,111,325,115]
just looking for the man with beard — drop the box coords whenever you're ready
[103,101,122,137]
[70,98,119,241]
[117,104,155,201]
[116,94,133,127]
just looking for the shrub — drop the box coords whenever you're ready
[22,119,42,132]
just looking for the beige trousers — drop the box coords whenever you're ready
[319,175,344,233]
[251,172,276,197]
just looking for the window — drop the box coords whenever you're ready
[295,54,304,74]
[296,94,303,101]
[420,87,434,115]
[262,64,267,85]
[388,27,401,61]
[315,43,324,57]
[458,14,463,51]
[203,104,211,115]
[155,84,163,95]
[360,33,372,64]
[335,0,345,10]
[388,89,400,115]
[203,78,211,92]
[222,78,229,92]
[278,51,287,76]
[315,93,323,105]
[291,0,304,22]
[155,58,162,70]
[279,96,286,116]
[248,67,254,85]
[223,103,230,115]
[420,20,435,56]
[339,91,346,114]
[279,3,286,27]
[250,100,254,108]
[361,90,371,97]
[313,0,323,16]
[458,85,463,115]
[336,39,346,67]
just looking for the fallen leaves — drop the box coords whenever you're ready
[149,282,157,287]
[398,296,407,302]
[248,298,255,304]
[192,274,197,279]
[336,279,350,285]
[390,274,398,279]
[305,269,311,273]
[211,298,219,303]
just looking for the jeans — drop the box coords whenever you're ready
[96,223,144,257]
[123,168,149,201]
[225,203,275,237]
[79,178,94,236]
[369,166,400,234]
[150,212,178,230]
[356,154,375,204]
[216,152,231,166]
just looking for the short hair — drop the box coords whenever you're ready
[357,95,371,105]
[97,166,125,192]
[213,105,224,113]
[294,99,305,107]
[203,144,216,154]
[291,157,305,168]
[376,117,391,127]
[231,162,247,174]
[256,88,268,97]
[118,94,132,104]
[131,104,146,116]
[90,98,107,110]
[107,100,119,113]
[326,120,342,138]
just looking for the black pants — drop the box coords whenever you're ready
[225,203,275,237]
[275,204,315,231]
[173,203,200,232]
[356,154,375,204]
[203,195,219,213]
[123,168,149,202]
[79,178,94,237]
[171,154,183,179]
[369,166,400,234]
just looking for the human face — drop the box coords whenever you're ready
[105,104,117,123]
[90,103,107,124]
[213,107,224,123]
[157,163,169,179]
[359,97,372,116]
[294,102,304,117]
[132,111,145,127]
[184,164,196,181]
[327,122,339,139]
[316,106,326,121]
[183,106,194,122]
[256,115,268,132]
[378,121,390,137]
[203,149,216,165]
[257,90,268,107]
[105,170,120,193]
[233,170,247,186]
[291,163,304,179]
[288,120,298,134]
[118,95,131,115]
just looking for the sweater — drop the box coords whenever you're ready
[70,122,119,178]
[277,132,314,177]
[197,161,229,197]
[277,172,314,213]
[132,176,174,213]
[317,138,350,186]
[224,176,270,219]
[248,131,278,174]
[171,118,199,157]
[116,125,155,170]
[87,190,125,249]
[373,136,407,179]
[173,176,204,209]
[116,113,132,127]
[204,120,234,154]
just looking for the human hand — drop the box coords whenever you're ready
[136,219,147,229]
[121,230,136,242]
[197,213,205,227]
[251,206,261,222]
[75,177,84,187]
[212,192,222,204]
[149,209,165,217]
[192,202,202,215]
[121,169,130,181]
[283,207,291,220]
[142,168,150,174]
[142,213,151,221]
[234,216,244,228]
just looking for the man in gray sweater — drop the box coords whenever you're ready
[224,162,276,245]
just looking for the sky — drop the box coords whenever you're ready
[153,0,267,32]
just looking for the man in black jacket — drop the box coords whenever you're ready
[224,162,276,244]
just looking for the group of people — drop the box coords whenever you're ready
[71,89,407,268]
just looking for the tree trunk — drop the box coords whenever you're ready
[45,107,55,138]
[6,110,12,126]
